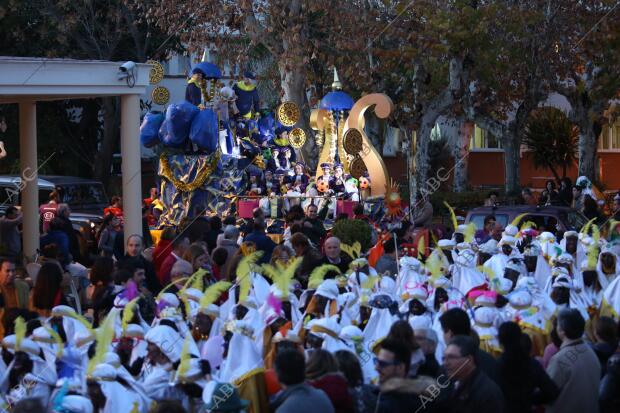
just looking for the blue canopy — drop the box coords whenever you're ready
[320,90,354,111]
[192,62,222,79]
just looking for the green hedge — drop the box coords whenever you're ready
[332,219,373,253]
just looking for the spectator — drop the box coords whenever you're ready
[0,259,29,336]
[372,338,439,412]
[118,234,160,294]
[521,187,538,206]
[558,177,573,207]
[0,206,22,259]
[211,247,228,281]
[600,353,620,413]
[243,218,275,264]
[271,349,335,413]
[29,261,66,317]
[303,204,326,246]
[546,308,601,413]
[320,237,351,275]
[97,214,122,258]
[306,349,354,413]
[56,203,82,263]
[542,317,562,368]
[205,216,223,253]
[572,185,584,211]
[87,256,114,302]
[183,244,209,273]
[385,320,425,378]
[334,350,375,413]
[203,383,249,413]
[414,327,441,378]
[158,235,190,286]
[484,190,500,207]
[491,222,503,242]
[474,215,495,245]
[182,210,210,244]
[439,308,499,383]
[412,193,433,228]
[271,244,295,267]
[496,322,558,413]
[444,335,504,413]
[374,239,398,276]
[141,205,154,247]
[583,194,602,224]
[291,233,322,287]
[153,227,176,275]
[104,195,123,218]
[40,217,71,265]
[215,225,240,278]
[545,180,560,205]
[592,316,619,376]
[39,189,59,233]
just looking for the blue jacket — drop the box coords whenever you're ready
[40,230,71,265]
[243,230,275,264]
[233,81,260,117]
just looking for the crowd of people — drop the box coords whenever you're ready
[1,178,620,413]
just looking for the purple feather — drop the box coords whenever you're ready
[121,280,139,301]
[156,299,170,316]
[267,293,282,316]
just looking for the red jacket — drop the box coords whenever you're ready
[153,239,172,274]
[158,252,178,287]
[309,373,354,413]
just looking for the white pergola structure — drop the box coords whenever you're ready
[0,57,151,262]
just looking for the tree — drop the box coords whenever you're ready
[523,107,578,181]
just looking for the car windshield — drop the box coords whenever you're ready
[60,184,108,206]
[469,213,509,230]
[566,211,587,231]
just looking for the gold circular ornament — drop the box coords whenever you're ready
[343,128,363,155]
[152,86,170,105]
[349,156,368,179]
[289,128,307,149]
[147,60,165,84]
[276,102,300,127]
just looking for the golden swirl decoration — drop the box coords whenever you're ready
[289,128,307,149]
[349,156,368,179]
[343,128,363,155]
[152,86,170,105]
[147,60,165,84]
[160,151,221,192]
[276,102,300,126]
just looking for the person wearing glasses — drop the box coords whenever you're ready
[443,335,504,413]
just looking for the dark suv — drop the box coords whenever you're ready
[465,205,588,234]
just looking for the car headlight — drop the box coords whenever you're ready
[90,222,96,228]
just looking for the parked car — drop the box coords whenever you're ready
[0,175,108,262]
[465,205,588,235]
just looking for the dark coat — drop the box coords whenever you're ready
[243,230,276,264]
[449,369,504,413]
[373,376,447,413]
[498,356,559,413]
[57,215,81,263]
[309,373,353,413]
[270,383,334,413]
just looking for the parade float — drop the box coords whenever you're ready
[139,58,395,227]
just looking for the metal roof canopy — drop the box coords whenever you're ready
[0,56,151,103]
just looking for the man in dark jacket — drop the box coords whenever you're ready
[302,204,326,246]
[56,204,81,263]
[271,349,334,413]
[444,335,504,413]
[118,234,160,294]
[243,218,275,264]
[319,237,351,276]
[40,217,71,266]
[370,338,446,413]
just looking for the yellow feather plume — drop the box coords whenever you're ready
[341,242,362,260]
[349,258,368,272]
[426,252,444,281]
[510,213,529,228]
[87,309,118,375]
[443,202,458,232]
[200,281,232,309]
[178,335,191,379]
[417,236,426,259]
[464,222,476,244]
[186,269,207,292]
[308,264,341,289]
[236,251,264,303]
[581,217,597,236]
[156,276,191,301]
[43,325,64,357]
[14,316,26,351]
[121,297,140,334]
[477,265,497,280]
[361,274,379,291]
[64,309,94,334]
[520,221,537,231]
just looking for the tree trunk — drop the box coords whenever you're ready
[503,128,521,195]
[442,117,470,193]
[577,121,599,181]
[414,119,434,198]
[94,96,119,189]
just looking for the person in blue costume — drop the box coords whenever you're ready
[185,67,205,106]
[267,147,285,172]
[272,126,297,165]
[286,163,309,193]
[330,163,346,195]
[273,169,288,196]
[247,169,265,196]
[233,71,261,119]
[263,169,277,195]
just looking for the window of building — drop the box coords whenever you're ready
[598,120,620,150]
[469,125,502,150]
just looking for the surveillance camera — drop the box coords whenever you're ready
[117,61,137,87]
[119,61,136,73]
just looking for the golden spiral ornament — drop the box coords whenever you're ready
[160,151,221,192]
[349,156,368,179]
[147,60,165,84]
[343,128,363,155]
[289,128,307,149]
[152,86,170,105]
[276,102,300,126]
